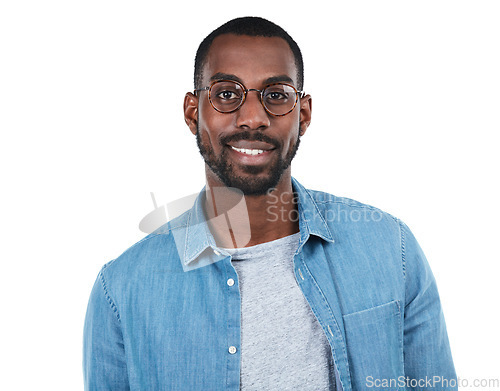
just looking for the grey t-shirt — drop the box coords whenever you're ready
[222,233,336,391]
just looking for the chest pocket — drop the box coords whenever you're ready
[343,300,404,389]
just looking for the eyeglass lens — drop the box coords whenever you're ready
[209,81,298,116]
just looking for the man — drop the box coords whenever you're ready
[83,17,457,390]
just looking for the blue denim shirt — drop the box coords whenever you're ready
[83,177,457,390]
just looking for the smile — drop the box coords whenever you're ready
[230,146,266,155]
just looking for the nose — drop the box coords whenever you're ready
[235,90,271,130]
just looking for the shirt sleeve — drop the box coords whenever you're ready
[83,265,130,390]
[399,220,457,390]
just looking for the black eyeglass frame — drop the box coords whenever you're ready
[194,79,305,117]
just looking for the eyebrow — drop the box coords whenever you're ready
[263,75,294,85]
[209,73,295,87]
[209,73,244,84]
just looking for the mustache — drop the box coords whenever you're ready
[220,131,280,149]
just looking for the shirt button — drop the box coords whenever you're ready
[228,346,237,354]
[227,278,235,286]
[213,249,221,256]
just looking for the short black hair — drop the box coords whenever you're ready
[194,16,304,90]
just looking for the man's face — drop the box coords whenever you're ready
[185,34,311,195]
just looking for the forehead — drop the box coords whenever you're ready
[203,34,297,86]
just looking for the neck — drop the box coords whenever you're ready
[203,172,299,248]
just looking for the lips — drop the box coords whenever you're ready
[226,142,275,164]
[230,146,266,155]
[223,134,278,163]
[227,140,276,151]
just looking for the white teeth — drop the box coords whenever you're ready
[231,146,265,155]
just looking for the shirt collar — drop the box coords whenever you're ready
[291,177,335,247]
[172,177,334,272]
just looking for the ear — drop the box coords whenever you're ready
[298,94,312,136]
[184,92,198,135]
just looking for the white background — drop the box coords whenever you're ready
[1,1,499,389]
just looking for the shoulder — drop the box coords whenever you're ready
[304,187,411,289]
[300,186,407,266]
[100,209,191,282]
[305,187,401,229]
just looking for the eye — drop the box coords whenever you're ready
[264,86,290,105]
[267,91,287,100]
[217,90,239,100]
[211,82,243,101]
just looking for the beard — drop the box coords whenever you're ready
[196,124,301,196]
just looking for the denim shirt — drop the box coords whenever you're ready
[83,177,457,390]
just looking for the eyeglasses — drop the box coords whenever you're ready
[194,80,304,117]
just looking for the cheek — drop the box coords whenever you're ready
[198,99,234,140]
[278,116,300,147]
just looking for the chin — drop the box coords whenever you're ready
[217,169,285,196]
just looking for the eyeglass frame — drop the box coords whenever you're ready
[194,79,305,117]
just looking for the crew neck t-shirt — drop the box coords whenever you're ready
[222,233,336,391]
